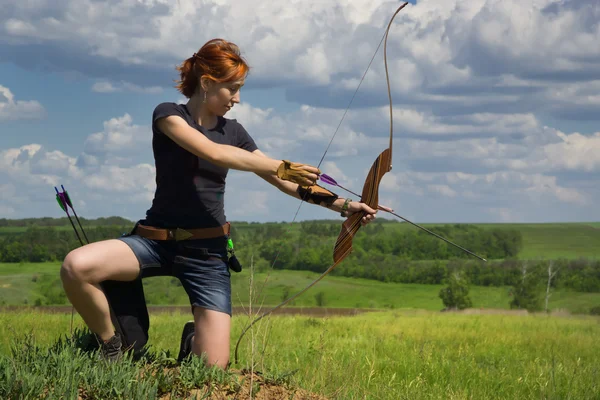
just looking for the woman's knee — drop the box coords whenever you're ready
[60,240,141,284]
[60,249,94,284]
[191,308,231,369]
[192,343,229,369]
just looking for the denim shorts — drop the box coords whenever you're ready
[117,227,232,316]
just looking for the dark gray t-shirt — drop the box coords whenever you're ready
[144,102,258,228]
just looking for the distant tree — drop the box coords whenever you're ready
[545,261,559,312]
[510,262,543,312]
[315,291,326,307]
[439,270,472,310]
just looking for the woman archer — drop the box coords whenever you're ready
[60,38,379,369]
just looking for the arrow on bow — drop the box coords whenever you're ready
[234,2,412,364]
[319,173,487,262]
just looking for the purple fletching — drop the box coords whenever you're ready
[319,173,338,186]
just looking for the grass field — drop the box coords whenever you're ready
[475,222,600,259]
[1,263,599,315]
[0,309,598,399]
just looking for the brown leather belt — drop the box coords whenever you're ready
[135,224,229,241]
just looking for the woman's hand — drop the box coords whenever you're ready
[276,160,320,186]
[345,201,379,226]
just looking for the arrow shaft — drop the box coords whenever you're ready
[385,210,487,262]
[70,209,90,244]
[331,182,487,262]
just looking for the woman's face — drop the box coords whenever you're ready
[204,79,244,116]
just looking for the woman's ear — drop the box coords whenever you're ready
[200,76,213,92]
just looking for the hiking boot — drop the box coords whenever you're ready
[96,332,123,362]
[177,321,195,363]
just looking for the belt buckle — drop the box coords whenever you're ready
[170,228,193,241]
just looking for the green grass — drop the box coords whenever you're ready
[0,310,598,399]
[2,263,599,315]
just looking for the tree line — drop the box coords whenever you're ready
[0,220,598,292]
[0,216,133,228]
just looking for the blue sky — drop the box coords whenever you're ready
[1,0,599,224]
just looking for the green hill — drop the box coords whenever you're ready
[1,263,598,315]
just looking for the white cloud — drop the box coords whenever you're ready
[84,164,155,198]
[0,0,598,127]
[80,114,151,166]
[488,207,518,222]
[0,144,69,187]
[541,131,600,172]
[0,102,597,222]
[225,189,269,218]
[0,85,45,121]
[451,170,587,205]
[226,102,380,160]
[1,0,599,222]
[0,118,155,219]
[92,80,163,94]
[428,184,457,198]
[1,1,595,87]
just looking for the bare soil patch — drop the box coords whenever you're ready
[1,305,378,317]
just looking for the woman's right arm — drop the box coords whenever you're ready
[156,115,319,185]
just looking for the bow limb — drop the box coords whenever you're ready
[333,148,392,262]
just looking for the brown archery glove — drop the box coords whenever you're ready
[277,160,320,186]
[297,184,339,207]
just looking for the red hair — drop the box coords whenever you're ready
[175,38,250,98]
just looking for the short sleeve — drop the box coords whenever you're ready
[235,122,259,152]
[152,102,186,125]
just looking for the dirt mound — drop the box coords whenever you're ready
[159,369,328,400]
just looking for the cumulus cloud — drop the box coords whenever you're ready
[226,101,597,220]
[226,102,381,160]
[383,169,588,207]
[0,144,71,187]
[0,100,598,222]
[84,164,155,201]
[92,80,163,94]
[0,127,155,220]
[1,0,599,222]
[0,144,77,217]
[0,85,45,121]
[2,1,598,115]
[541,131,600,172]
[77,113,153,168]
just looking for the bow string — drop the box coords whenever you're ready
[234,2,410,364]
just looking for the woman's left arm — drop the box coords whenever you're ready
[252,149,379,225]
[252,150,344,211]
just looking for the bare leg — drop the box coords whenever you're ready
[191,307,231,369]
[60,239,141,340]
